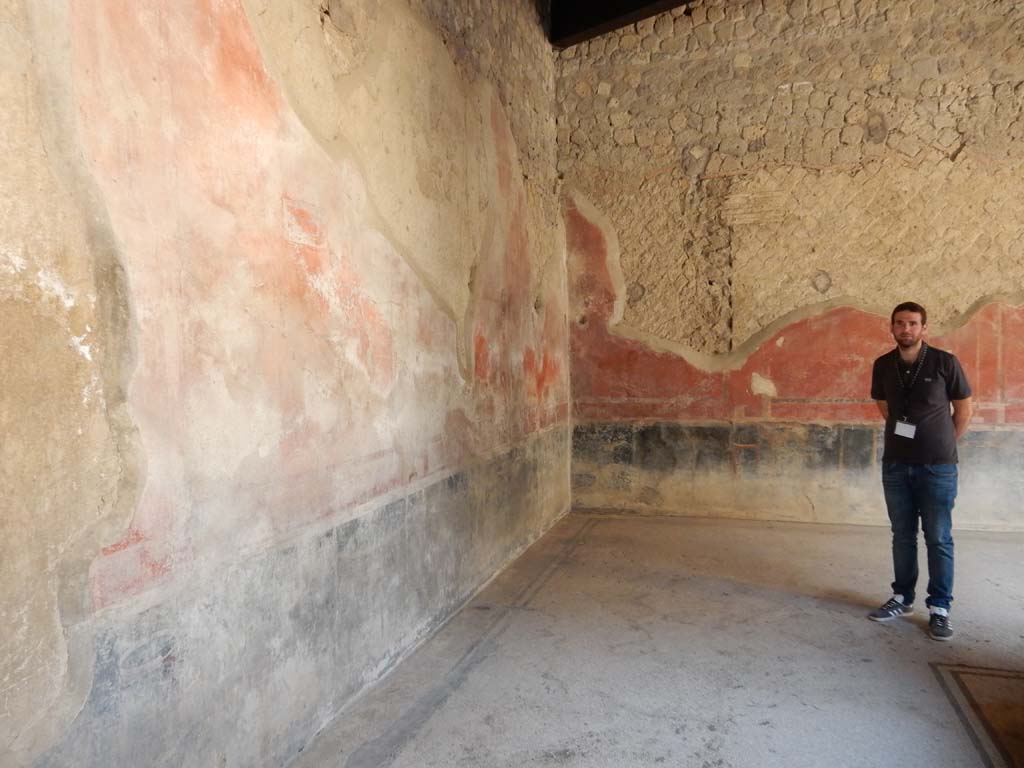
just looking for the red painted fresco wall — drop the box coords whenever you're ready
[567,198,1024,427]
[72,0,569,610]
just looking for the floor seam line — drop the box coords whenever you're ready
[343,517,598,768]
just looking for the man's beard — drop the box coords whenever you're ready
[896,336,920,348]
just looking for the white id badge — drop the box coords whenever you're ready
[894,420,917,439]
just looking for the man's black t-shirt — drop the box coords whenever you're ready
[870,343,972,464]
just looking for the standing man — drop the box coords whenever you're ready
[868,302,973,641]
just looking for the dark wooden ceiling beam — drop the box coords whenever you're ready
[549,0,695,49]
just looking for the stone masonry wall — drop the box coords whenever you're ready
[558,0,1024,356]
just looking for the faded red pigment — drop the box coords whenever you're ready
[567,199,1024,426]
[78,0,569,610]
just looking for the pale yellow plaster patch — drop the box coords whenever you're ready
[750,372,778,398]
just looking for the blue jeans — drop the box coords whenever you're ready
[881,462,957,610]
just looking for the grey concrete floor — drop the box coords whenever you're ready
[292,514,1024,768]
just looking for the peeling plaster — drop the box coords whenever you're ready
[558,0,1024,356]
[241,0,519,380]
[1,1,142,763]
[568,191,1024,527]
[69,333,92,361]
[5,1,568,765]
[33,269,77,308]
[55,0,568,608]
[0,247,28,273]
[568,187,1024,374]
[750,372,777,398]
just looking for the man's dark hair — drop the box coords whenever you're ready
[891,301,927,325]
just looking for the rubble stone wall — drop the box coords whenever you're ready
[558,0,1024,355]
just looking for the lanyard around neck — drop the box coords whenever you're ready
[894,342,928,393]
